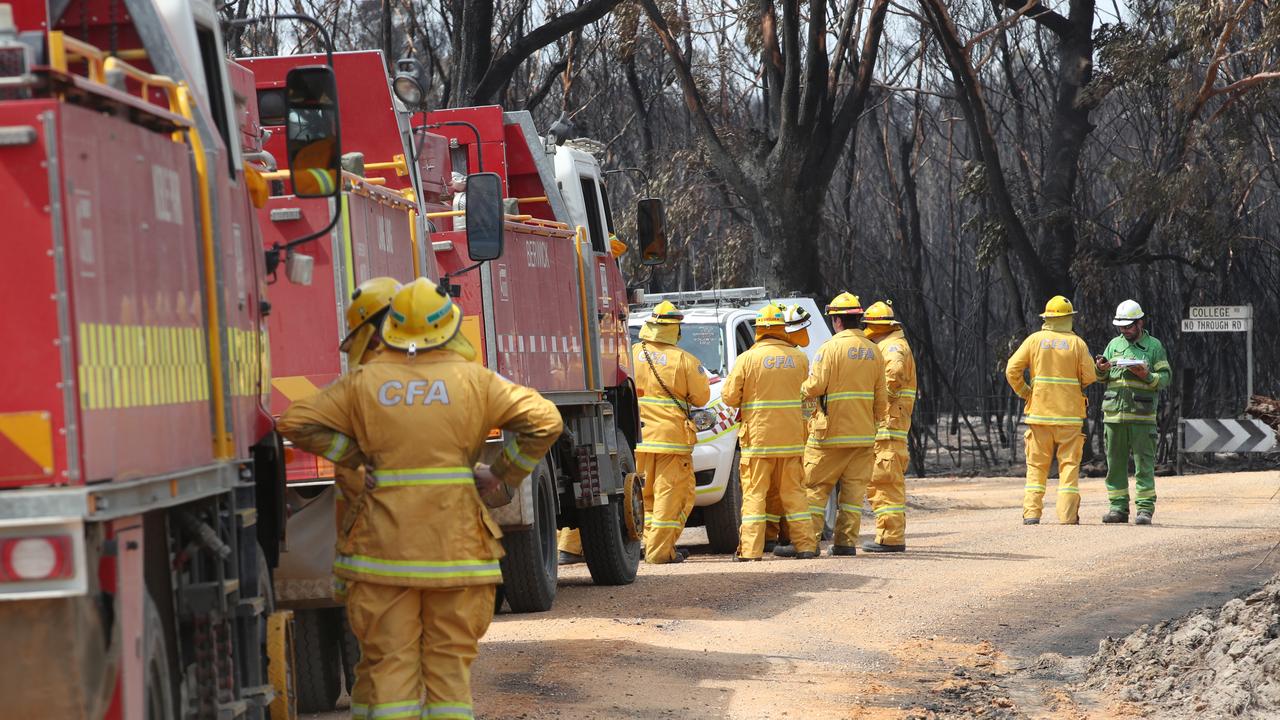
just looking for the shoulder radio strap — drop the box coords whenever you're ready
[641,340,692,420]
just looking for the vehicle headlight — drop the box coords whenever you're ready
[690,409,717,432]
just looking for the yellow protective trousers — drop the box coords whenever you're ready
[1022,424,1083,523]
[640,452,695,563]
[738,456,815,558]
[764,484,785,543]
[346,581,495,720]
[556,528,583,556]
[803,445,874,547]
[868,439,909,545]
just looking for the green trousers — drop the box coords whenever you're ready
[1104,423,1158,512]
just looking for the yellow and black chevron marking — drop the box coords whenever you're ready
[77,323,211,410]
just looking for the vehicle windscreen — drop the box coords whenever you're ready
[628,322,724,376]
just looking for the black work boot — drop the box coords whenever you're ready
[1135,510,1154,525]
[763,540,778,553]
[795,550,819,559]
[773,544,799,558]
[863,541,906,553]
[733,555,762,562]
[1023,517,1040,525]
[1102,510,1130,524]
[558,551,585,565]
[829,545,857,557]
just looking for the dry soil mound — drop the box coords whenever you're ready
[1083,574,1280,717]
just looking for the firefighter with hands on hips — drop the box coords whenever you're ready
[278,277,563,720]
[862,301,917,553]
[799,293,888,557]
[1095,300,1172,525]
[1005,296,1097,525]
[723,304,818,560]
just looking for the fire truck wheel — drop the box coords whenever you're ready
[144,591,176,720]
[499,461,558,613]
[702,449,743,554]
[294,608,342,712]
[579,431,642,586]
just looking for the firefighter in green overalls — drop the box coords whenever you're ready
[1094,300,1173,525]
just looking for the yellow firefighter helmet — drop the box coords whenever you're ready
[648,300,685,325]
[340,277,401,352]
[825,292,864,316]
[863,300,899,325]
[1040,295,1076,318]
[381,277,463,353]
[755,303,787,327]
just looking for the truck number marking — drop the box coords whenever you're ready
[525,240,550,269]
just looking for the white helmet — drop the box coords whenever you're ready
[1113,299,1145,326]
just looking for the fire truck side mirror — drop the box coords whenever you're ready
[637,197,667,266]
[285,66,342,198]
[465,172,504,262]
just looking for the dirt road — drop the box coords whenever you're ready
[309,470,1280,719]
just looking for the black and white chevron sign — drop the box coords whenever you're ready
[1181,419,1277,453]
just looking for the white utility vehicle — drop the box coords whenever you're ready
[627,288,832,552]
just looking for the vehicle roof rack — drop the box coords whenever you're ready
[632,287,769,309]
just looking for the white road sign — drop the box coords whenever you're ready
[1188,305,1251,319]
[1182,318,1251,332]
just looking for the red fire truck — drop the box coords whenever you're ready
[0,2,356,717]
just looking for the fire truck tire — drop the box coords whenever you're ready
[499,461,558,613]
[144,591,176,720]
[579,431,642,586]
[294,608,342,713]
[340,613,359,694]
[702,449,743,554]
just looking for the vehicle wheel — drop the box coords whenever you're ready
[340,612,359,696]
[580,431,642,586]
[499,461,558,613]
[702,449,743,554]
[294,608,342,713]
[144,591,176,720]
[494,584,507,614]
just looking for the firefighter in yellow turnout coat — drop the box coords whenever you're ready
[1004,295,1097,525]
[279,278,563,720]
[722,304,817,560]
[862,301,917,552]
[800,294,889,556]
[631,301,711,563]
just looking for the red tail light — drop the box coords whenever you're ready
[0,535,73,582]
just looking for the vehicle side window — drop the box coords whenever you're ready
[599,182,616,234]
[735,320,754,356]
[195,25,235,175]
[579,178,607,253]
